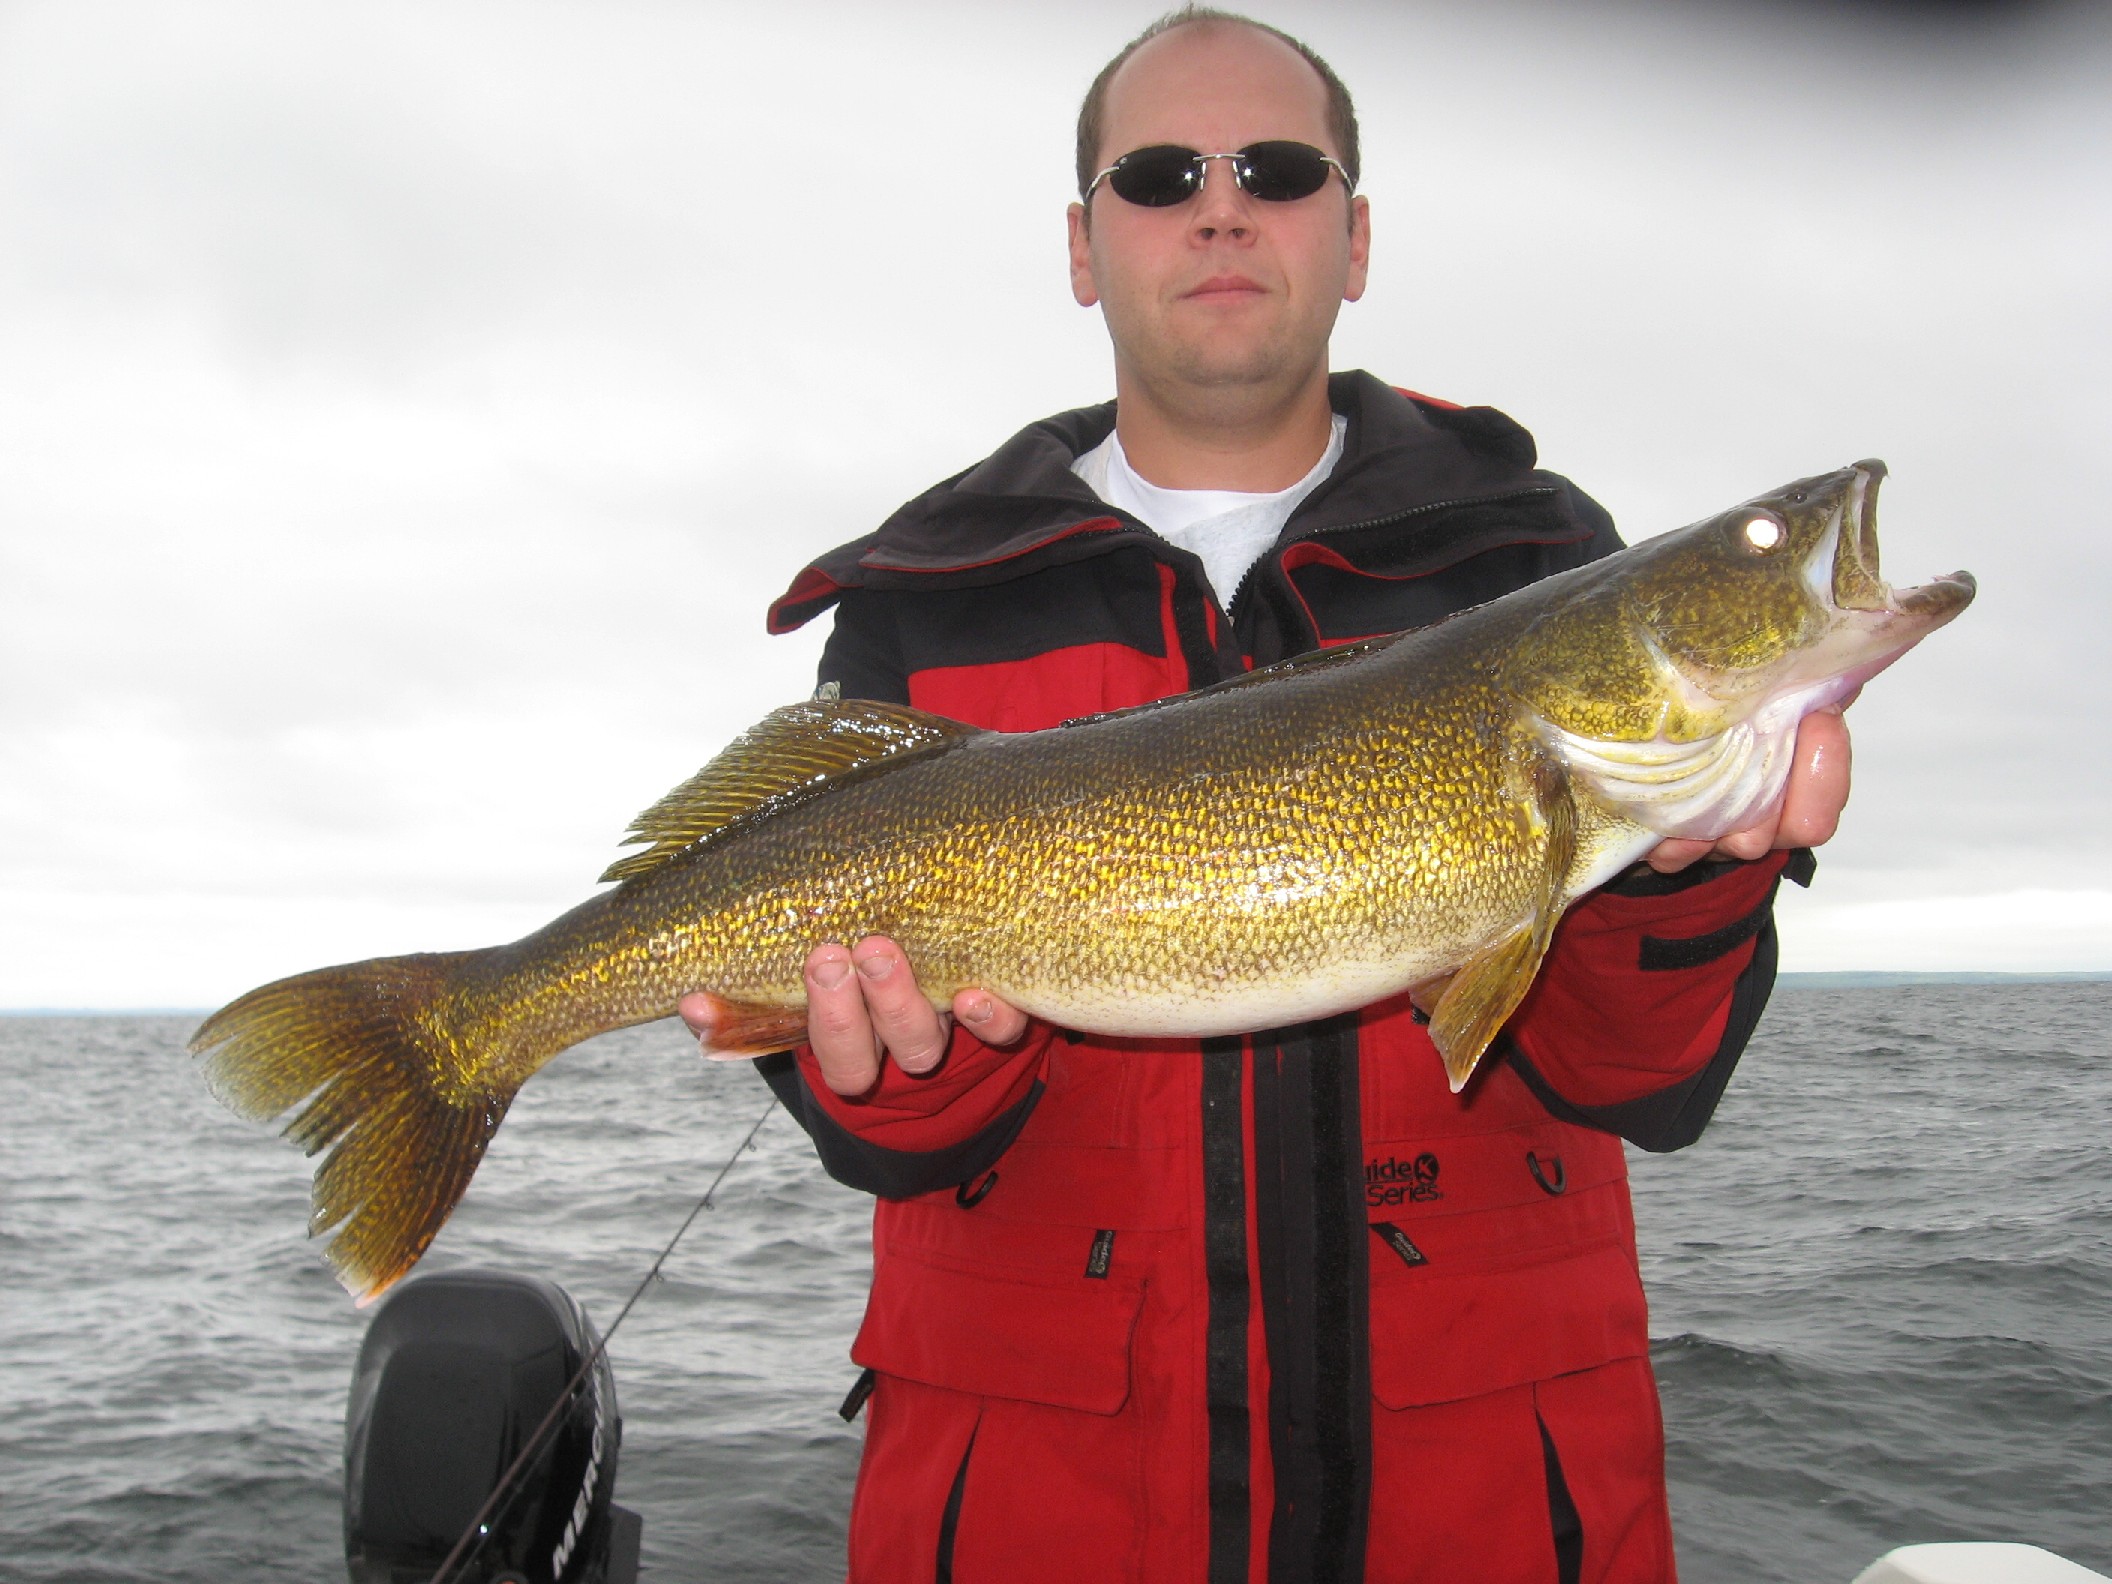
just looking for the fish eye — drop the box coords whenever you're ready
[1740,516,1786,553]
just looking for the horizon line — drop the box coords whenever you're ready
[6,969,2112,1017]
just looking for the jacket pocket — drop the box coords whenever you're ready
[1368,1233,1650,1409]
[855,1247,1143,1411]
[851,1249,1148,1582]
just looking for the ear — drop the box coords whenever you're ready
[1066,202,1099,307]
[1343,194,1371,304]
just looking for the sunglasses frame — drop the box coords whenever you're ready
[1084,141,1355,208]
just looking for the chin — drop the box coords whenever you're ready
[1108,302,1316,395]
[1163,343,1304,391]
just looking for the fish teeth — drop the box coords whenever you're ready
[1804,506,1843,609]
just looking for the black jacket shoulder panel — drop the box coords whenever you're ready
[768,372,1605,631]
[1558,477,1625,563]
[816,589,914,705]
[1412,401,1538,472]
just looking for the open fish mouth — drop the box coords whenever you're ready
[1749,457,1978,720]
[1823,459,1977,621]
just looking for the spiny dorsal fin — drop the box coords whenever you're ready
[1428,748,1578,1091]
[1059,631,1405,730]
[601,697,981,883]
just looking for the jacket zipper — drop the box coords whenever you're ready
[1307,483,1560,539]
[1223,484,1566,618]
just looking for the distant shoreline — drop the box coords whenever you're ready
[6,972,2112,1015]
[1,1007,213,1017]
[1776,970,2112,989]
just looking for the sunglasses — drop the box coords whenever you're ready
[1084,141,1353,208]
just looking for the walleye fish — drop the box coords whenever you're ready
[192,459,1972,1301]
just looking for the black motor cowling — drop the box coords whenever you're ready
[344,1268,640,1584]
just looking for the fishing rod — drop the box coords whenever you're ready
[426,1094,780,1584]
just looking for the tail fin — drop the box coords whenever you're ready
[189,950,520,1305]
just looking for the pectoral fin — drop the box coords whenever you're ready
[1428,750,1577,1092]
[1428,924,1554,1092]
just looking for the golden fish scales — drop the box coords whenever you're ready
[465,616,1551,1067]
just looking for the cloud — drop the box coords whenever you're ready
[1777,886,2112,974]
[2,0,2107,1005]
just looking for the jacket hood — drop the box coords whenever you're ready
[769,371,1571,634]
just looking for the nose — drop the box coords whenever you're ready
[1189,155,1254,242]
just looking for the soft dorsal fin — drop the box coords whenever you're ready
[1059,631,1406,730]
[601,697,981,883]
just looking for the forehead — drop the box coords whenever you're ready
[1097,22,1335,162]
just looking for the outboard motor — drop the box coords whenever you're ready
[344,1268,641,1584]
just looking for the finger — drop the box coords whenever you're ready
[1711,809,1782,863]
[1645,836,1712,874]
[952,987,1030,1047]
[804,942,882,1096]
[1775,708,1852,848]
[676,991,719,1044]
[1407,972,1456,1017]
[851,937,952,1074]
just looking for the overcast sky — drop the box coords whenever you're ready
[2,0,2107,1008]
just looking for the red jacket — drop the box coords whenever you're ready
[759,374,1806,1584]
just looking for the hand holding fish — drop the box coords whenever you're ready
[679,938,1030,1096]
[1644,699,1854,872]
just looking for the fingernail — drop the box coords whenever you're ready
[811,957,850,990]
[856,952,895,981]
[962,995,992,1025]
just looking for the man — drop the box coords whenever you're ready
[685,10,1848,1582]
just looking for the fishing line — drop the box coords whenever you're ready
[427,1093,780,1584]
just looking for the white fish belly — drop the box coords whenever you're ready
[992,949,1458,1041]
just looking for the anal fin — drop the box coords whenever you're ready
[689,993,809,1061]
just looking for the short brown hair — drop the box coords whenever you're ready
[1074,7,1361,201]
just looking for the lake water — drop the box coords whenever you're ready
[3,983,2107,1581]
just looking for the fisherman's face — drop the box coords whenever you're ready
[1067,22,1370,400]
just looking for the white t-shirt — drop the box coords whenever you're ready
[1070,415,1348,608]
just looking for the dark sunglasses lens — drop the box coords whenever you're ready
[1108,146,1204,206]
[1236,142,1334,201]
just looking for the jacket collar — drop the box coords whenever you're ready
[770,371,1567,633]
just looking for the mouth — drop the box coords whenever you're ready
[1182,273,1268,302]
[1820,458,1976,623]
